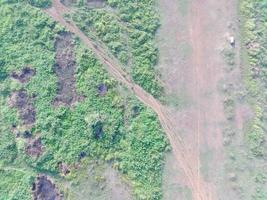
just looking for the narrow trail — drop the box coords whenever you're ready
[44,1,215,199]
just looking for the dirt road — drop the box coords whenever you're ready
[45,1,216,199]
[158,0,240,199]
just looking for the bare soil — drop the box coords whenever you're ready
[33,175,63,200]
[9,90,36,125]
[157,0,245,199]
[54,32,83,106]
[26,136,44,158]
[11,67,36,83]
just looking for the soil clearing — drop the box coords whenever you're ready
[9,90,36,126]
[44,0,215,199]
[158,0,241,199]
[32,174,63,200]
[54,32,83,106]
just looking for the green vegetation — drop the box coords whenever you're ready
[0,169,34,200]
[0,1,168,199]
[222,48,235,68]
[28,0,52,8]
[68,0,163,98]
[240,0,267,157]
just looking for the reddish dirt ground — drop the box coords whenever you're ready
[43,0,242,199]
[158,0,241,199]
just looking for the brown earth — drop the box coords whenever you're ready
[11,67,36,83]
[44,1,215,199]
[54,32,84,107]
[9,90,36,126]
[26,136,44,158]
[32,174,63,200]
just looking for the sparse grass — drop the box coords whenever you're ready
[222,48,236,68]
[218,0,267,199]
[223,98,235,121]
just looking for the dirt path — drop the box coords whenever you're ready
[158,0,240,199]
[44,1,215,199]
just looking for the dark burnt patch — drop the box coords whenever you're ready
[79,151,86,159]
[9,90,36,125]
[11,67,36,83]
[26,137,44,158]
[132,105,140,117]
[92,121,104,139]
[23,130,32,138]
[54,32,83,107]
[98,83,108,96]
[32,175,63,200]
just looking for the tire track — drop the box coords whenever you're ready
[44,1,215,199]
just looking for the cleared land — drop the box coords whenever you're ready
[158,0,241,199]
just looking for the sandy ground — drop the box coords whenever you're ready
[157,0,242,199]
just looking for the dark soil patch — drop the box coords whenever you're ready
[9,90,36,125]
[98,83,108,96]
[23,130,32,138]
[86,0,105,8]
[54,32,83,107]
[11,67,36,83]
[132,105,140,117]
[32,175,63,200]
[79,151,86,159]
[26,137,44,158]
[92,121,104,139]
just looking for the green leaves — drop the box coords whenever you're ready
[241,0,267,157]
[27,0,51,8]
[0,2,168,199]
[70,0,163,97]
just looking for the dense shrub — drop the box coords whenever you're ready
[28,0,51,8]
